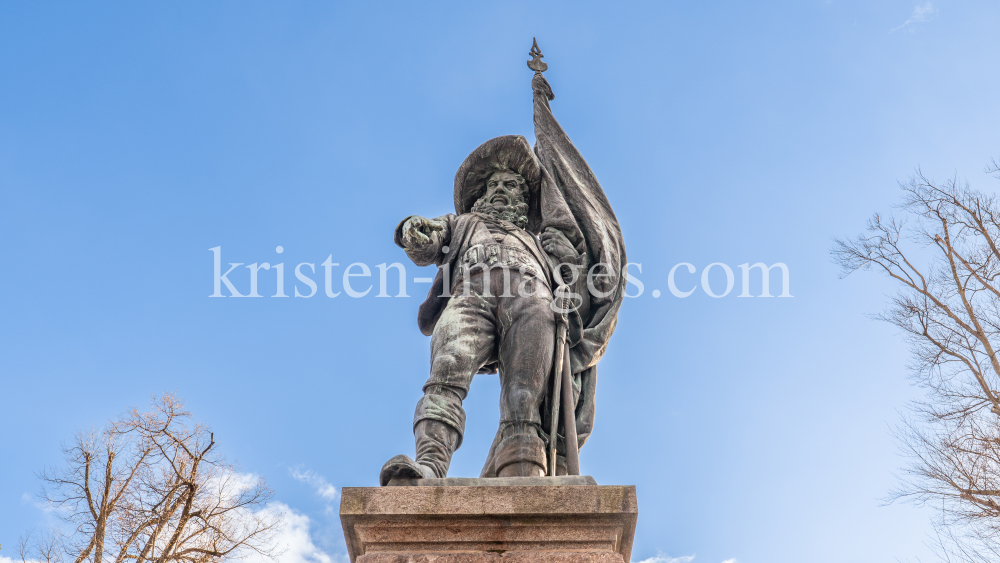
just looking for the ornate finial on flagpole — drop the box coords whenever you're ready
[527,38,547,73]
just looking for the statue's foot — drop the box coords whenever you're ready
[379,454,435,486]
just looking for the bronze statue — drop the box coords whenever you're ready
[380,40,627,484]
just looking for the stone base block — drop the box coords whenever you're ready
[340,478,637,563]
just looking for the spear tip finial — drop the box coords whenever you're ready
[527,37,548,73]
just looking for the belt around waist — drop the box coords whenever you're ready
[460,243,545,278]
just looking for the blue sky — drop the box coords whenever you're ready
[2,2,999,562]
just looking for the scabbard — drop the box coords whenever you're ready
[561,339,580,476]
[547,323,567,476]
[547,327,580,476]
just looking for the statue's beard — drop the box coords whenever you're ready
[471,196,529,230]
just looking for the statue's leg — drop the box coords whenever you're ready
[494,275,555,478]
[380,273,497,486]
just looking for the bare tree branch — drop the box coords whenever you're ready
[834,161,1000,560]
[24,394,281,563]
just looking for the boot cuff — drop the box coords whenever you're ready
[494,433,547,474]
[413,393,466,449]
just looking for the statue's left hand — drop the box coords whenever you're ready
[541,227,578,265]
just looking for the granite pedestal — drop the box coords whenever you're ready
[339,477,637,563]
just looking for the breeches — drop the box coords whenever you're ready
[413,268,555,447]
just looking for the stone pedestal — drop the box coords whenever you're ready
[339,477,637,563]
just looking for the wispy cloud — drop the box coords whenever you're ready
[22,491,70,517]
[289,467,338,502]
[635,555,695,563]
[635,555,736,563]
[891,2,938,32]
[244,503,336,563]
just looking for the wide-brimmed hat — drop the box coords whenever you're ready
[453,135,542,233]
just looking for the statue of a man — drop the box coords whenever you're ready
[380,46,627,484]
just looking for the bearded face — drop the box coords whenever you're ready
[470,170,530,229]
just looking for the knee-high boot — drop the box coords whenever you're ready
[413,419,460,478]
[495,422,547,478]
[379,419,460,486]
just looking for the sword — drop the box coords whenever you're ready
[547,282,580,477]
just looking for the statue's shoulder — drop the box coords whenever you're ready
[451,213,483,236]
[436,213,481,257]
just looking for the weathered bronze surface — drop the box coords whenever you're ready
[380,41,627,486]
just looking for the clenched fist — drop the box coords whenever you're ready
[541,227,578,264]
[401,216,445,250]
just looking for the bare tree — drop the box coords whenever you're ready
[17,529,65,563]
[25,394,281,563]
[833,161,1000,560]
